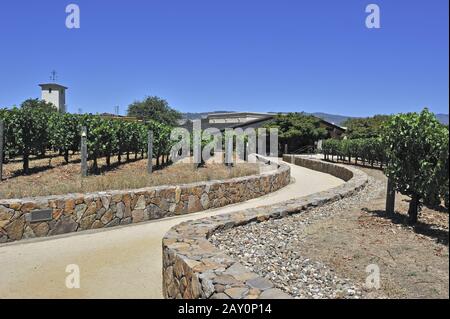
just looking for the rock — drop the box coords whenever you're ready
[120,217,132,225]
[79,215,96,230]
[52,209,63,220]
[214,284,225,293]
[48,216,78,236]
[21,202,37,212]
[5,217,25,240]
[200,193,210,209]
[23,226,35,239]
[247,277,274,290]
[8,203,22,211]
[105,218,120,228]
[101,196,111,210]
[100,210,113,224]
[188,195,202,213]
[84,202,97,217]
[64,199,76,213]
[30,222,49,237]
[259,288,292,299]
[134,195,146,210]
[95,208,106,219]
[132,210,145,223]
[175,187,182,203]
[0,219,10,229]
[116,202,126,219]
[75,204,87,221]
[191,276,203,299]
[91,220,104,229]
[201,279,215,297]
[0,206,14,220]
[224,288,248,299]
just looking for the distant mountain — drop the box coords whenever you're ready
[306,112,354,126]
[436,113,449,125]
[182,111,449,126]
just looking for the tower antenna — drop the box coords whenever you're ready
[50,70,58,82]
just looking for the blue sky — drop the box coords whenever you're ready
[0,0,448,116]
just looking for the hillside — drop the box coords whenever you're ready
[182,111,449,126]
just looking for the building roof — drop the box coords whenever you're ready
[180,113,346,133]
[39,83,68,90]
[206,112,272,119]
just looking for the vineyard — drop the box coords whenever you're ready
[322,138,386,168]
[321,109,449,217]
[0,106,173,174]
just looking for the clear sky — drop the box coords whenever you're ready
[0,0,448,116]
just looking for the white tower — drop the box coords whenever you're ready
[39,83,68,113]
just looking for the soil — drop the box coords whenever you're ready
[298,167,449,298]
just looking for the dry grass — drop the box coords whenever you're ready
[0,154,260,199]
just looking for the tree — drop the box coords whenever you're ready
[382,108,448,224]
[21,98,57,113]
[127,96,181,126]
[264,113,328,153]
[343,115,391,139]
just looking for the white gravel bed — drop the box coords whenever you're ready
[210,176,385,299]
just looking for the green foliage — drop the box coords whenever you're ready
[343,115,391,139]
[322,137,385,167]
[0,106,52,172]
[127,96,181,126]
[264,113,328,152]
[48,113,81,162]
[382,108,448,222]
[0,101,175,174]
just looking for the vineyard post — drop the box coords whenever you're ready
[147,130,153,174]
[0,120,3,181]
[225,130,233,167]
[385,178,395,214]
[81,126,88,177]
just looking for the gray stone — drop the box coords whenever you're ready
[48,216,78,236]
[200,193,210,209]
[224,287,248,299]
[201,279,215,298]
[106,218,120,228]
[259,288,292,299]
[120,217,132,225]
[116,202,125,219]
[101,196,111,210]
[23,226,35,239]
[134,195,146,210]
[246,277,274,290]
[75,204,87,221]
[5,217,25,240]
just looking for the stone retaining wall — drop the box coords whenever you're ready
[0,159,290,244]
[162,156,368,299]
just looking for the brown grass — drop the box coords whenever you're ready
[0,154,259,199]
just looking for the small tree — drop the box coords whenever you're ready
[127,96,181,126]
[264,113,328,154]
[382,108,448,224]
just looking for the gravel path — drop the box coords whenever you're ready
[210,176,385,299]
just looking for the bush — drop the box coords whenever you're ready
[382,108,448,223]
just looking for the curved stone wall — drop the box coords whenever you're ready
[162,156,368,299]
[0,159,290,244]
